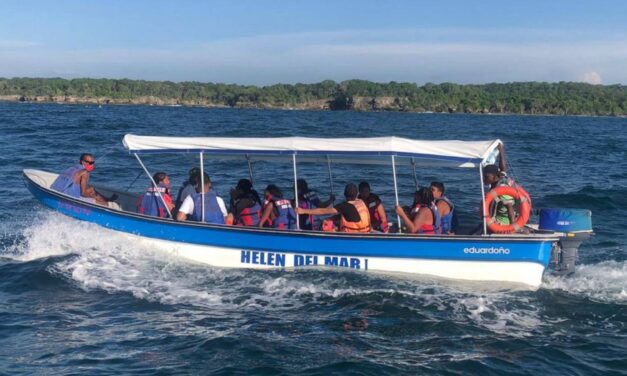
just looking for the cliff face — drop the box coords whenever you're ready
[0,95,333,110]
[351,96,407,111]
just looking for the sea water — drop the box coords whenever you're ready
[0,103,625,375]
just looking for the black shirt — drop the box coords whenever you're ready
[334,201,361,222]
[360,193,382,210]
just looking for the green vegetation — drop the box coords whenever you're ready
[1,77,626,116]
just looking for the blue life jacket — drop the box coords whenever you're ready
[431,202,442,234]
[436,196,456,234]
[138,183,170,218]
[269,196,297,229]
[298,190,321,230]
[192,190,225,224]
[50,165,84,198]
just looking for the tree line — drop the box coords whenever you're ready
[1,77,626,116]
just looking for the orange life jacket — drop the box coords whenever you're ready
[340,199,371,233]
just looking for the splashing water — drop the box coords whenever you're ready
[542,260,627,304]
[7,213,621,343]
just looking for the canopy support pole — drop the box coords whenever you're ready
[411,157,419,189]
[246,154,254,185]
[392,155,401,233]
[479,164,487,235]
[292,153,300,230]
[200,152,205,222]
[326,155,334,196]
[134,153,173,219]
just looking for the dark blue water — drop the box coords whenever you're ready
[1,102,625,375]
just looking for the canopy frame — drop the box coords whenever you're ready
[123,135,502,169]
[292,154,300,230]
[125,135,501,236]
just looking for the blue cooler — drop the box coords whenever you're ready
[538,208,592,232]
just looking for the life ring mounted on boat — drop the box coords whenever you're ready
[483,186,531,234]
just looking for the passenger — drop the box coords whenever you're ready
[358,181,389,233]
[175,167,200,212]
[137,172,175,218]
[395,187,441,234]
[483,144,525,227]
[296,183,371,233]
[295,178,335,230]
[176,173,227,224]
[258,184,297,229]
[50,153,115,205]
[430,181,457,234]
[229,179,262,226]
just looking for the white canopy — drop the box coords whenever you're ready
[122,134,501,168]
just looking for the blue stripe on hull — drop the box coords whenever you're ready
[25,174,554,268]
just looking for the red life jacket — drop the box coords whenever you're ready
[360,193,388,232]
[235,199,261,226]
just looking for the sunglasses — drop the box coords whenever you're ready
[82,160,95,165]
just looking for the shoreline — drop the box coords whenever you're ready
[2,95,624,118]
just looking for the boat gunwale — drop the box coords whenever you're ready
[24,169,560,243]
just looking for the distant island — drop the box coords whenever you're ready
[1,77,626,116]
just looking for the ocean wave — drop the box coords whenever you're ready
[538,186,627,211]
[542,261,627,304]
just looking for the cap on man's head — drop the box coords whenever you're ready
[483,164,499,176]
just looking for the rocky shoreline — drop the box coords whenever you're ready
[0,94,443,112]
[3,78,626,116]
[1,94,624,117]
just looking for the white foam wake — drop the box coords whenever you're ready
[542,260,627,304]
[5,213,623,340]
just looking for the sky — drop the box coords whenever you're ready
[1,0,626,85]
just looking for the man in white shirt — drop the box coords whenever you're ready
[176,173,228,224]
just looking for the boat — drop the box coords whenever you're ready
[23,135,593,289]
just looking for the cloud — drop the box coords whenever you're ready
[1,29,626,85]
[0,39,38,48]
[581,71,602,85]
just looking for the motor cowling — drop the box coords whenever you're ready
[540,208,593,276]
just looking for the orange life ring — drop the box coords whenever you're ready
[483,185,531,234]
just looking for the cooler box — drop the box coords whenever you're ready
[538,208,592,232]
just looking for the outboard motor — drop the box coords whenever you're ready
[539,208,593,276]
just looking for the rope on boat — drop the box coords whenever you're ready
[124,171,144,192]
